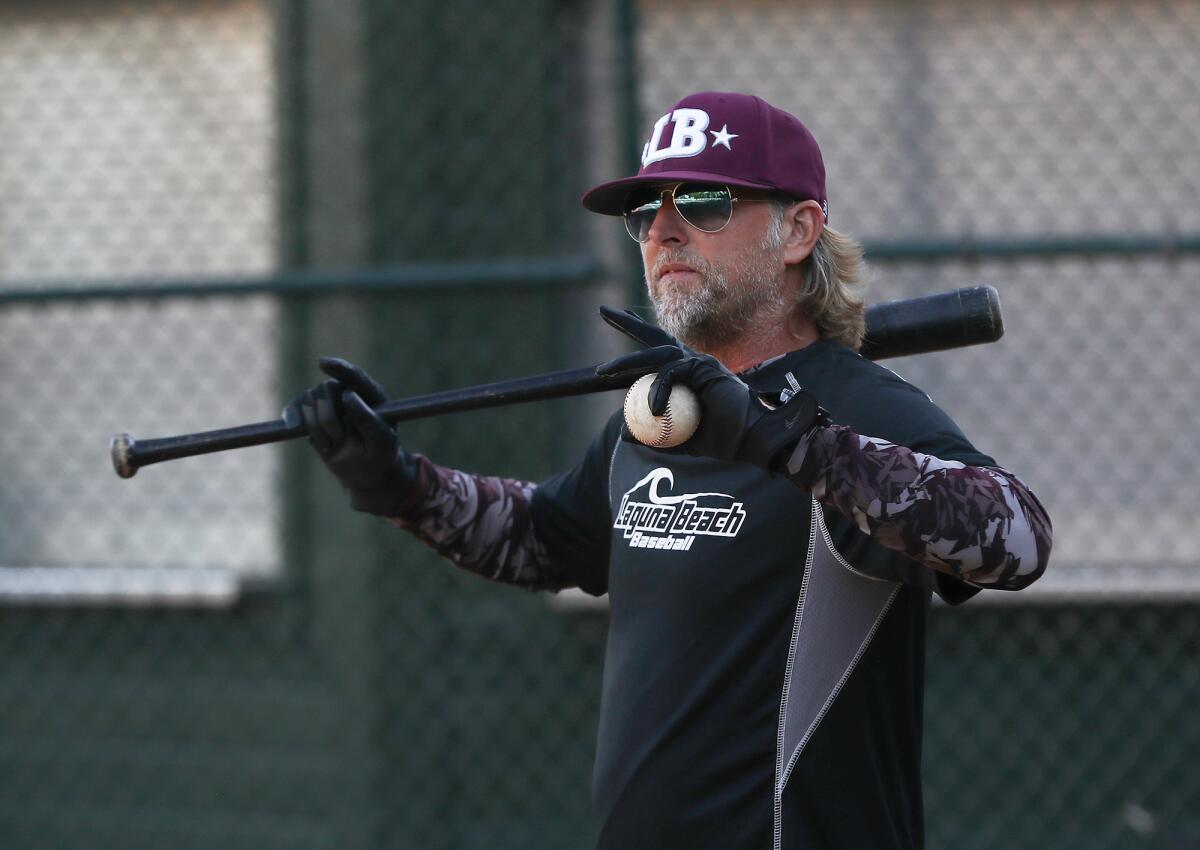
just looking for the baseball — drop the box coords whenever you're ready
[623,373,701,448]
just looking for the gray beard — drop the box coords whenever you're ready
[648,247,790,350]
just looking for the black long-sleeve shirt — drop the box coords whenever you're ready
[392,340,1051,849]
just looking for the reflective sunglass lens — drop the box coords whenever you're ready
[672,184,733,232]
[624,209,658,243]
[621,184,735,242]
[622,191,663,242]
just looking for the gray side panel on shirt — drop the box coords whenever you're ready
[774,501,900,849]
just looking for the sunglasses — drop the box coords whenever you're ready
[622,183,778,243]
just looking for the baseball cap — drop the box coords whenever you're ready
[581,91,828,219]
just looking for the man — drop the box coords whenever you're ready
[285,91,1051,849]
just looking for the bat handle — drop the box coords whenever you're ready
[108,368,639,478]
[111,419,304,477]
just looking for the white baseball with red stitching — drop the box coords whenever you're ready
[623,373,701,448]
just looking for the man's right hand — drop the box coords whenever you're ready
[282,357,419,517]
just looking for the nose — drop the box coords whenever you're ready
[644,197,690,246]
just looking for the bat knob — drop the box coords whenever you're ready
[111,433,138,479]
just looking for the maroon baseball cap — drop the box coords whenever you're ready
[581,91,828,218]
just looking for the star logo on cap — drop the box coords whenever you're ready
[710,124,738,150]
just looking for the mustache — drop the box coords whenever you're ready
[650,250,709,282]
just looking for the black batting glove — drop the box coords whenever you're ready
[598,305,698,355]
[282,357,419,517]
[597,346,829,472]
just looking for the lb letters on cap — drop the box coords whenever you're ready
[641,108,740,167]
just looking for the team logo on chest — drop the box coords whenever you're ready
[613,468,747,551]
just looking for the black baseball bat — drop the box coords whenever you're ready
[857,283,1002,361]
[111,285,1002,478]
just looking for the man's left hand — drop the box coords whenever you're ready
[596,346,829,472]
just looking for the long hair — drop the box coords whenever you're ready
[767,202,868,350]
[797,224,868,351]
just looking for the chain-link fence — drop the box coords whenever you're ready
[1,1,1198,848]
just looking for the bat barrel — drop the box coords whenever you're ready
[859,284,1002,361]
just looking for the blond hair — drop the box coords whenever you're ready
[765,201,868,350]
[797,225,868,350]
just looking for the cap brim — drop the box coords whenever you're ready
[581,170,780,215]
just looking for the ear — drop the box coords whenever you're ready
[781,200,825,266]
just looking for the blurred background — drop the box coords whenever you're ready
[1,1,1197,847]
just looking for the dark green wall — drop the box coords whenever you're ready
[0,2,599,849]
[0,603,358,848]
[924,604,1200,849]
[283,1,605,847]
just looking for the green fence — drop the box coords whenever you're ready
[1,1,1198,848]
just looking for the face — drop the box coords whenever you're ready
[636,187,790,349]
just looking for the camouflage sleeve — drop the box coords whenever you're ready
[386,453,565,592]
[785,425,1052,589]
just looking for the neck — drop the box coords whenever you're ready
[691,314,820,373]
